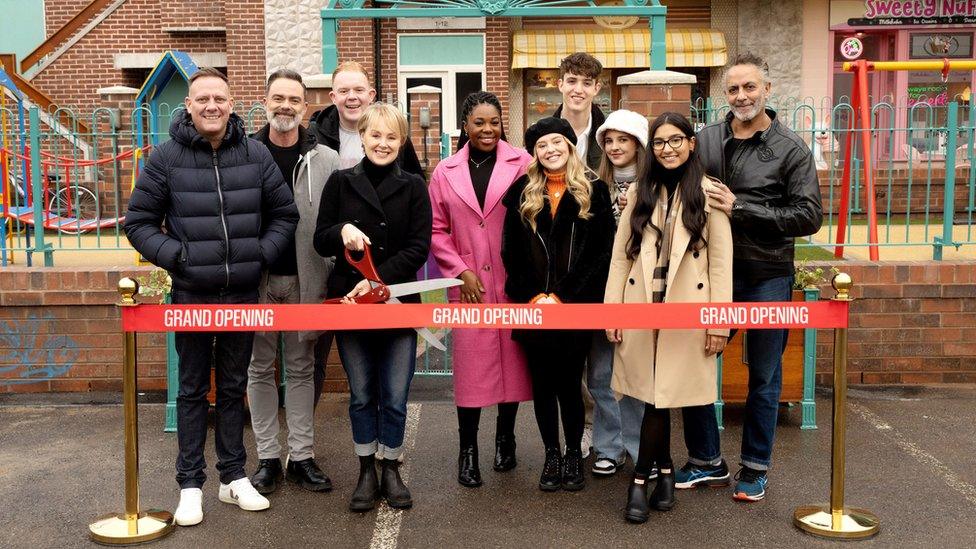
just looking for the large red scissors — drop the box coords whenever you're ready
[325,244,463,350]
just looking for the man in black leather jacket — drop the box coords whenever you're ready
[674,53,823,503]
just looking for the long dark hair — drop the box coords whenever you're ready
[626,112,707,260]
[455,91,507,151]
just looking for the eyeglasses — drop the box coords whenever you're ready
[651,136,687,150]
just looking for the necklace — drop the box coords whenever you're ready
[469,155,492,169]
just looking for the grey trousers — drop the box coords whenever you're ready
[247,274,316,461]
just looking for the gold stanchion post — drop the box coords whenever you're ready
[793,273,880,539]
[89,278,174,545]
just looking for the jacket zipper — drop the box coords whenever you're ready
[212,150,231,288]
[536,232,551,292]
[568,222,575,274]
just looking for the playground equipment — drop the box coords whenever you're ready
[134,50,199,149]
[834,59,976,261]
[1,61,28,265]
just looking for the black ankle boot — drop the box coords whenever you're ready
[493,433,517,472]
[649,468,675,511]
[250,458,283,495]
[539,447,562,492]
[380,458,413,509]
[624,474,652,523]
[349,455,379,512]
[457,444,482,488]
[562,448,585,491]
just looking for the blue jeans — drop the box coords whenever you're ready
[172,289,257,489]
[587,333,643,462]
[336,330,417,460]
[681,275,793,471]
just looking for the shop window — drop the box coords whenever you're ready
[909,33,973,59]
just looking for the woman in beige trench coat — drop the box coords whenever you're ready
[604,113,732,524]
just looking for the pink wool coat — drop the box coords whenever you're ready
[429,140,533,407]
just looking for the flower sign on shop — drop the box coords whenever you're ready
[840,37,865,60]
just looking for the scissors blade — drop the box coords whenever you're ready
[386,296,449,351]
[386,278,463,298]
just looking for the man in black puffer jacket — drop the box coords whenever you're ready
[124,68,298,526]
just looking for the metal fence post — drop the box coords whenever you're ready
[800,286,821,429]
[28,106,53,266]
[934,101,959,260]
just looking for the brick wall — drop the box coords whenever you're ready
[33,0,271,116]
[809,261,976,385]
[0,266,347,394]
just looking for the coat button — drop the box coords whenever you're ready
[380,222,387,228]
[628,278,635,285]
[483,265,492,272]
[697,282,704,289]
[693,251,700,258]
[479,221,486,228]
[379,246,385,252]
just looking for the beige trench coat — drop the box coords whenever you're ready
[605,177,733,408]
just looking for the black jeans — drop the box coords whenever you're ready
[521,334,590,452]
[172,289,258,489]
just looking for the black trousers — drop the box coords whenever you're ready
[521,334,590,451]
[172,289,257,489]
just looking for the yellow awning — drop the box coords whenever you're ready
[512,28,727,69]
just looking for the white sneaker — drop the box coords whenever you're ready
[218,478,270,511]
[174,488,203,526]
[580,427,593,459]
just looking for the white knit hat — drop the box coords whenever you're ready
[595,109,650,150]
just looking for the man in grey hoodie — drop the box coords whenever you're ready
[247,69,340,495]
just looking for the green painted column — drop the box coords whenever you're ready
[934,101,959,260]
[800,287,821,429]
[649,15,667,70]
[322,17,339,74]
[28,106,53,266]
[164,291,178,433]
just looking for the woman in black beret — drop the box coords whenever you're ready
[500,117,615,492]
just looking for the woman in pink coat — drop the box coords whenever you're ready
[429,91,533,489]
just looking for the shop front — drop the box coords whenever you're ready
[830,0,975,161]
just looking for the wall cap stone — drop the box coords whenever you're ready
[97,86,139,95]
[617,70,697,85]
[304,74,333,89]
[406,85,442,94]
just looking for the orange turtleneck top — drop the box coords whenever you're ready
[545,170,567,217]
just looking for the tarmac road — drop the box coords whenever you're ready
[1,381,974,548]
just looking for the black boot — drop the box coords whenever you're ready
[286,457,333,492]
[649,467,675,511]
[457,444,483,488]
[493,433,517,472]
[379,458,413,509]
[250,458,283,495]
[539,447,562,492]
[561,448,585,491]
[624,474,651,523]
[349,455,380,512]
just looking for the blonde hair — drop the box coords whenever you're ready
[520,141,593,232]
[332,61,370,82]
[358,102,409,145]
[597,134,648,203]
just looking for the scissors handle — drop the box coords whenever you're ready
[345,245,383,284]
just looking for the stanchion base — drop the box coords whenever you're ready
[793,504,879,539]
[89,509,174,546]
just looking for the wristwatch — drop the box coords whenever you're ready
[731,199,744,213]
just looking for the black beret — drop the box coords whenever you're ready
[524,116,577,154]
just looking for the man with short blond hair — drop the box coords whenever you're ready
[125,67,299,526]
[309,60,423,175]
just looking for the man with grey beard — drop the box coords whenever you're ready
[676,53,822,503]
[247,69,340,496]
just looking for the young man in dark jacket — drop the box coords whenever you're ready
[246,69,340,497]
[124,67,299,526]
[677,53,823,502]
[552,52,607,172]
[308,60,424,177]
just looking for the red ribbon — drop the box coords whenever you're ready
[121,301,849,333]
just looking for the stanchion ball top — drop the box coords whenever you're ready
[118,277,140,302]
[832,272,853,299]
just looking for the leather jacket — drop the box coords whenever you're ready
[696,109,823,268]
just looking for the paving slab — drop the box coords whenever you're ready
[1,381,974,548]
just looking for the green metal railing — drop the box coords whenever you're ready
[691,97,975,259]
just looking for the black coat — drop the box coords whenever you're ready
[309,105,426,179]
[124,111,299,293]
[501,174,614,345]
[313,161,432,303]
